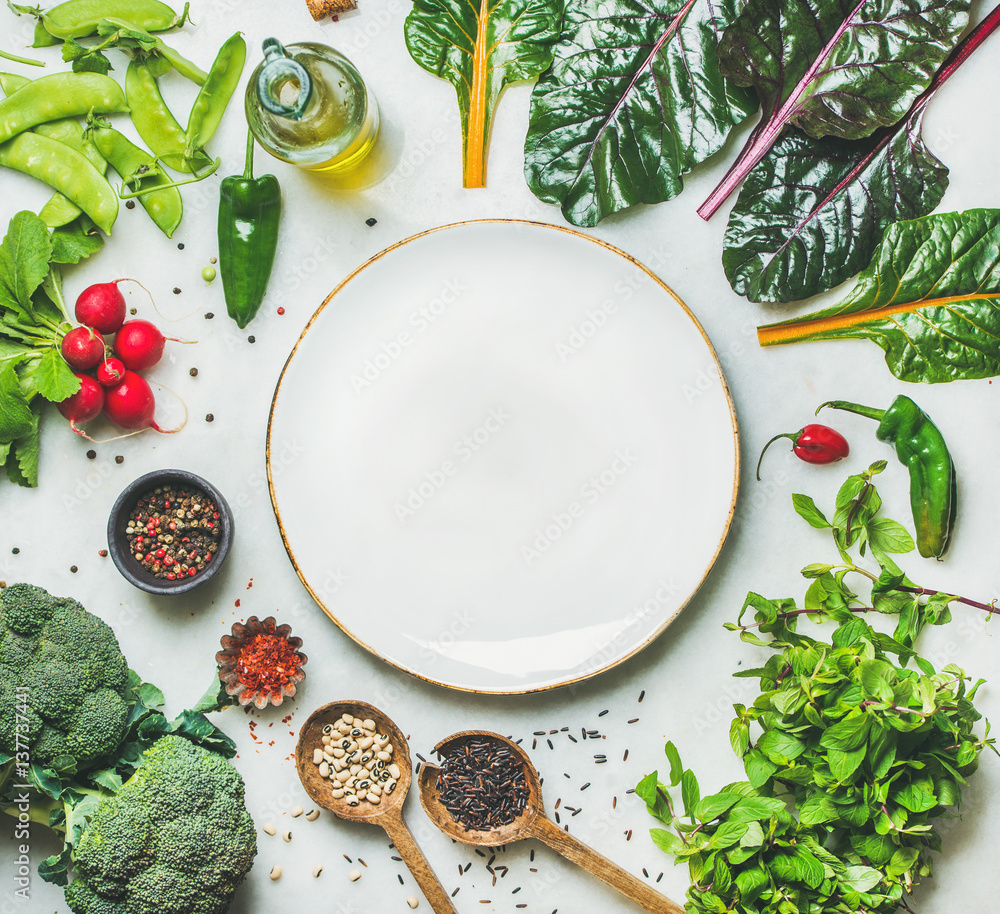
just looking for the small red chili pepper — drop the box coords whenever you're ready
[756,424,849,480]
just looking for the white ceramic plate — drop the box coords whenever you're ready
[268,221,739,693]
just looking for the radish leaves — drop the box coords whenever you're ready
[757,209,1000,383]
[404,0,561,189]
[523,0,756,227]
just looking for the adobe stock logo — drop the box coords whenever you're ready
[522,449,637,565]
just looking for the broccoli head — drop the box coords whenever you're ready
[66,735,257,914]
[0,583,129,769]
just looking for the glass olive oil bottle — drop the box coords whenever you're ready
[246,38,379,173]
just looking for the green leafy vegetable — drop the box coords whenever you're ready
[723,6,1000,303]
[0,210,104,486]
[404,0,561,188]
[758,209,1000,383]
[641,463,997,914]
[523,0,756,227]
[698,0,970,220]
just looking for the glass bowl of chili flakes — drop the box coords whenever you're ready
[217,615,307,708]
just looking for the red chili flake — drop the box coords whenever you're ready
[235,633,303,700]
[235,598,241,607]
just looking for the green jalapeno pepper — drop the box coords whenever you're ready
[219,130,280,330]
[818,397,957,559]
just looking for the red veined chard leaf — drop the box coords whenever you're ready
[757,209,1000,383]
[523,0,756,227]
[723,4,1000,303]
[698,0,971,220]
[404,0,562,189]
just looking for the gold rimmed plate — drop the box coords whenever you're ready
[267,220,739,693]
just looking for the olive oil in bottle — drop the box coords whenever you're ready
[245,38,379,173]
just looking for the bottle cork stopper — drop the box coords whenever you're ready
[306,0,357,20]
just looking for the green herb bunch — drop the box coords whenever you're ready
[639,462,996,914]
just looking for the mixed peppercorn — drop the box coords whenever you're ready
[125,484,221,580]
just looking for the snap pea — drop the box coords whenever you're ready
[125,59,211,173]
[0,132,117,233]
[184,32,246,159]
[0,73,108,228]
[37,0,181,39]
[90,123,182,238]
[0,72,127,145]
[99,16,207,85]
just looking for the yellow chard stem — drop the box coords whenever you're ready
[464,0,490,189]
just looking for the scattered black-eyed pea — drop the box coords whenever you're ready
[291,805,304,818]
[306,809,320,821]
[269,866,282,881]
[262,823,277,836]
[406,898,419,909]
[282,830,292,842]
[313,865,324,878]
[349,869,362,881]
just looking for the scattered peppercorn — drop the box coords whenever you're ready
[189,368,199,377]
[177,243,185,250]
[277,307,285,316]
[205,312,214,319]
[210,256,217,264]
[98,549,108,558]
[86,449,96,459]
[124,483,221,581]
[70,565,78,573]
[130,307,137,315]
[173,287,181,295]
[11,548,19,555]
[125,200,136,209]
[247,336,255,344]
[365,217,377,227]
[206,413,214,422]
[115,455,124,465]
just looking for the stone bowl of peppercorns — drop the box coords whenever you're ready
[107,469,234,595]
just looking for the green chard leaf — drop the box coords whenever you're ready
[405,0,561,189]
[721,6,1000,302]
[758,209,1000,382]
[723,111,948,303]
[699,0,970,220]
[523,0,755,226]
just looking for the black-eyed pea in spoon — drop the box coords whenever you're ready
[418,730,684,914]
[295,701,457,914]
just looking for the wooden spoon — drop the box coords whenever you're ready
[295,701,457,914]
[418,730,684,914]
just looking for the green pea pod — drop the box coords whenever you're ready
[219,131,280,330]
[0,132,117,234]
[32,20,63,48]
[90,123,182,238]
[185,32,246,159]
[0,72,127,145]
[125,59,212,173]
[0,73,108,228]
[818,397,957,560]
[38,0,182,39]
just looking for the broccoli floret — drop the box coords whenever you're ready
[0,583,130,770]
[68,735,257,914]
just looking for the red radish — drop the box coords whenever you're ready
[57,374,105,436]
[113,319,178,370]
[60,326,106,370]
[75,280,127,334]
[103,370,179,432]
[96,357,126,387]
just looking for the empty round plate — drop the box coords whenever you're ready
[267,220,738,693]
